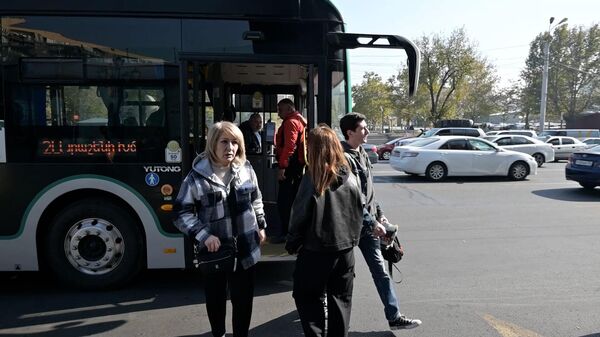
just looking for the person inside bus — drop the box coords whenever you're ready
[239,113,262,154]
[173,121,267,337]
[145,97,165,126]
[271,98,307,244]
[340,113,422,330]
[97,86,119,120]
[285,124,364,337]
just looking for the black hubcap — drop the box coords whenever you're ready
[78,236,107,261]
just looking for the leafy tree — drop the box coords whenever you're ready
[456,61,499,122]
[520,24,600,125]
[388,69,429,127]
[351,72,394,129]
[354,29,499,127]
[417,28,496,123]
[496,83,522,127]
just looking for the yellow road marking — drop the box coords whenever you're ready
[482,314,545,337]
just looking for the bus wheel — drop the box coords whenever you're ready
[45,198,144,289]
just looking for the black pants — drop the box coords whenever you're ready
[293,248,355,337]
[204,263,256,337]
[277,165,304,237]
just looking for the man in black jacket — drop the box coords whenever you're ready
[239,113,262,154]
[340,113,422,330]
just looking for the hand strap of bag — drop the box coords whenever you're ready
[227,178,239,271]
[388,260,403,284]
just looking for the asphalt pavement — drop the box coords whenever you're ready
[1,161,599,337]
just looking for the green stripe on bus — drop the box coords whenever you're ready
[0,174,181,239]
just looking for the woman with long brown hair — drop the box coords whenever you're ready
[286,124,364,337]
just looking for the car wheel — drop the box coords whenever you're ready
[425,162,447,182]
[532,153,545,167]
[508,161,529,180]
[579,183,596,190]
[382,151,391,160]
[44,198,144,289]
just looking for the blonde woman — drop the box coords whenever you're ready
[174,121,266,337]
[286,125,364,337]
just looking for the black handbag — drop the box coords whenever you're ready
[381,236,403,263]
[193,179,239,274]
[381,236,404,284]
[194,240,237,274]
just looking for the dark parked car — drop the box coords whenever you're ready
[376,137,406,160]
[565,145,600,190]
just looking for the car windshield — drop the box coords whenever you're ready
[421,128,439,137]
[483,136,497,141]
[588,145,600,153]
[408,138,440,147]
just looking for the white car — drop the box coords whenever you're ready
[396,127,486,147]
[483,135,554,167]
[581,137,600,149]
[545,136,588,160]
[389,136,538,181]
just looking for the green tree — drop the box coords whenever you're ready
[521,24,600,125]
[497,83,522,127]
[351,72,394,130]
[456,61,499,122]
[417,28,496,122]
[388,69,429,127]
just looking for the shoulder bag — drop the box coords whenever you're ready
[194,179,238,274]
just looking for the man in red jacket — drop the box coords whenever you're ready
[272,98,306,244]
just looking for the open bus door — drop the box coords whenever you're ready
[181,59,317,260]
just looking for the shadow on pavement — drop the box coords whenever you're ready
[0,262,294,335]
[532,187,600,202]
[578,334,600,337]
[374,174,517,184]
[349,331,395,337]
[178,310,395,337]
[0,320,126,337]
[181,311,303,337]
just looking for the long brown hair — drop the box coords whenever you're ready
[307,125,349,195]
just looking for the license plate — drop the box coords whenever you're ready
[575,159,593,166]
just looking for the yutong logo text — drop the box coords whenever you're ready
[144,166,181,173]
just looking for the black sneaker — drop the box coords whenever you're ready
[389,315,422,330]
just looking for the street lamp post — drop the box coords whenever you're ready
[539,17,567,133]
[380,106,384,133]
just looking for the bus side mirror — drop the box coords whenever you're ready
[265,122,276,144]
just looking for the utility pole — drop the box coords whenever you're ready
[539,40,550,133]
[539,17,567,133]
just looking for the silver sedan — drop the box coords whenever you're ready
[484,135,555,167]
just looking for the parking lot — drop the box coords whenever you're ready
[1,161,600,337]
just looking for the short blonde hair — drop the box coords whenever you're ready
[205,121,246,166]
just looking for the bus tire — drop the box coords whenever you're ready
[44,198,144,289]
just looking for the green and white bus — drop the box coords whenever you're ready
[0,0,419,288]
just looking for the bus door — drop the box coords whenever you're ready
[181,60,317,232]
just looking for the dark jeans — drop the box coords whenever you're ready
[277,165,304,237]
[204,263,256,337]
[293,248,355,337]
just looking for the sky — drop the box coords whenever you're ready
[331,0,600,88]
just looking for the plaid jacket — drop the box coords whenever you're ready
[173,155,266,269]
